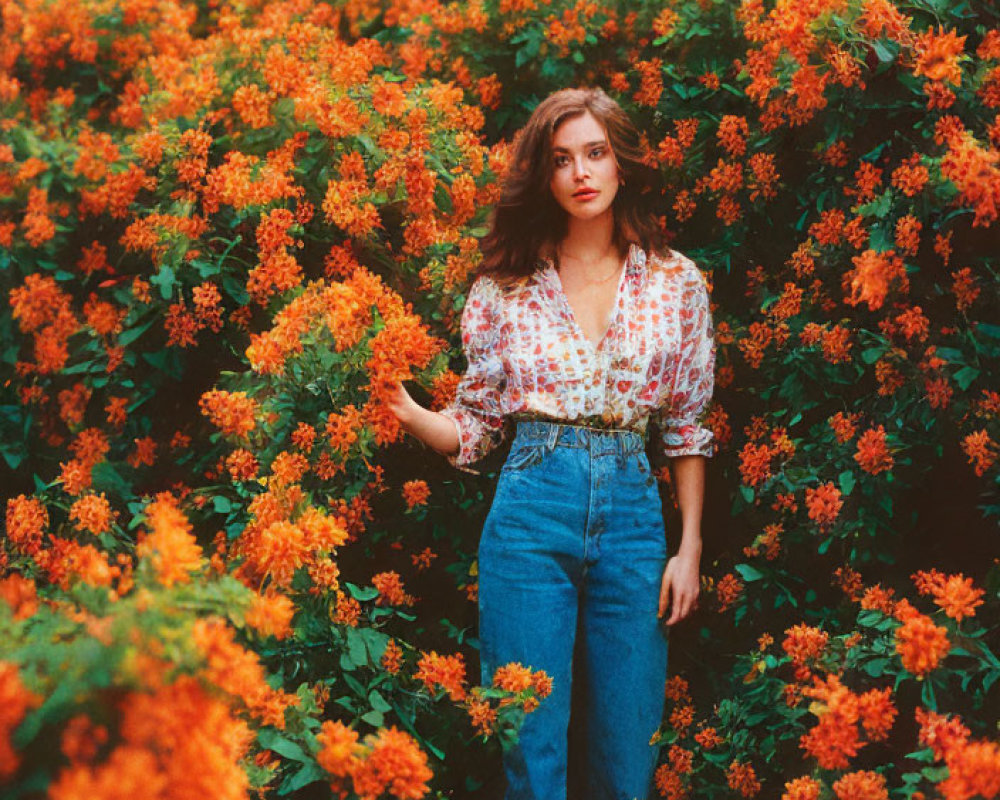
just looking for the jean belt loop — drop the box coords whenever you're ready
[546,422,560,452]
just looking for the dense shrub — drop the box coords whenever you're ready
[2,0,998,797]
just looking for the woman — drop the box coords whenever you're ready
[388,87,715,800]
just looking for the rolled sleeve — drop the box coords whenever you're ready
[439,276,506,474]
[655,264,716,459]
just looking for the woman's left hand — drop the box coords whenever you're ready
[658,551,701,626]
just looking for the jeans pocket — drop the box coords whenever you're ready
[501,441,547,473]
[635,451,656,487]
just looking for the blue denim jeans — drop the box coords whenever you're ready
[478,419,669,800]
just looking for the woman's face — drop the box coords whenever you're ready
[548,111,621,224]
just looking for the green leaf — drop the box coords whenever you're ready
[150,264,176,300]
[345,582,379,602]
[361,710,384,727]
[257,729,309,763]
[734,563,765,582]
[278,761,325,794]
[368,689,392,713]
[862,657,890,677]
[839,470,856,496]
[953,366,979,391]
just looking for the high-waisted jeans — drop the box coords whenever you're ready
[478,419,669,800]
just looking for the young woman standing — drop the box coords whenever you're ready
[388,87,715,800]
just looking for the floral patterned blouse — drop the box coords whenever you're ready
[439,243,716,474]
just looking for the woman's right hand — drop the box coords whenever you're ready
[386,380,419,430]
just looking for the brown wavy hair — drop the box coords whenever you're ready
[473,87,668,286]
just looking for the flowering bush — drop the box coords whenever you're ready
[2,0,998,797]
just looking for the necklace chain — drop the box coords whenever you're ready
[555,243,623,285]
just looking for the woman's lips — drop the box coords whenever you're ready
[573,190,598,200]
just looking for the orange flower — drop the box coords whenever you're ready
[805,482,842,528]
[5,494,48,556]
[333,591,361,626]
[382,639,404,675]
[833,770,888,800]
[0,574,39,620]
[69,493,115,536]
[940,132,1000,228]
[372,571,415,606]
[738,441,773,487]
[414,651,467,701]
[199,390,258,439]
[726,760,761,797]
[782,776,821,800]
[49,675,253,800]
[716,573,744,612]
[717,115,749,157]
[800,674,862,769]
[854,426,893,475]
[828,412,856,444]
[961,429,997,476]
[245,591,295,639]
[913,26,967,86]
[135,494,205,587]
[317,719,363,782]
[895,612,950,676]
[782,623,829,667]
[225,448,259,481]
[843,249,907,311]
[351,726,433,800]
[927,573,985,622]
[1,662,43,779]
[466,695,498,736]
[401,480,430,509]
[951,267,979,311]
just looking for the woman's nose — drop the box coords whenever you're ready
[573,157,590,179]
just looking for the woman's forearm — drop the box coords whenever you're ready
[668,454,705,560]
[399,401,461,457]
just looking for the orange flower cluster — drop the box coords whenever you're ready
[0,662,42,780]
[831,770,888,800]
[913,26,967,86]
[135,494,205,587]
[940,131,1000,228]
[726,759,761,797]
[8,273,79,374]
[805,482,843,528]
[192,617,299,727]
[961,429,997,476]
[234,493,347,590]
[916,707,1000,800]
[799,673,897,769]
[244,590,295,639]
[716,572,744,612]
[46,675,253,800]
[401,480,430,509]
[782,623,829,673]
[828,412,857,444]
[782,775,821,800]
[854,426,893,475]
[414,650,468,701]
[5,494,48,557]
[198,389,259,439]
[911,569,985,622]
[372,571,415,606]
[316,720,433,800]
[893,605,950,677]
[69,493,115,536]
[843,249,908,311]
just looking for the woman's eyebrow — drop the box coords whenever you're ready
[552,140,607,152]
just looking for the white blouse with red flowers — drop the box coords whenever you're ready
[439,243,716,474]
